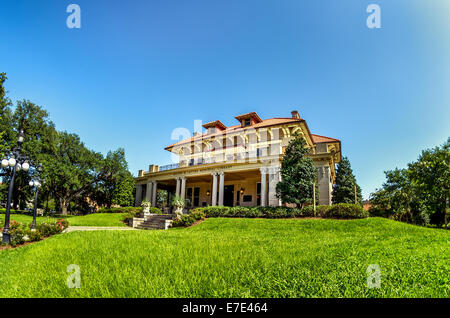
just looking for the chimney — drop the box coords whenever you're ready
[291,110,301,119]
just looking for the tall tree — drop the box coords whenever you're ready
[91,148,133,208]
[332,156,362,205]
[276,133,317,208]
[41,131,106,214]
[0,72,12,159]
[111,171,136,207]
[409,138,450,228]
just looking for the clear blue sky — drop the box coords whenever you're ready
[1,0,449,199]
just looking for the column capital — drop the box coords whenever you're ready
[211,172,218,176]
[259,167,268,174]
[180,176,187,181]
[268,166,281,175]
[218,171,225,176]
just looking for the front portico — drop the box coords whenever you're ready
[135,162,282,209]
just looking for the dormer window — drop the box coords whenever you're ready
[235,112,263,128]
[202,120,227,134]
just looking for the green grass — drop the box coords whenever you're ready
[62,213,127,227]
[7,213,127,227]
[0,217,448,298]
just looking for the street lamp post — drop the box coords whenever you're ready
[1,129,31,244]
[29,165,43,231]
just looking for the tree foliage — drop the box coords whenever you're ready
[370,138,449,228]
[276,134,317,208]
[0,73,134,214]
[332,156,362,205]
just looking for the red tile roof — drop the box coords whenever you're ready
[165,117,340,150]
[311,134,340,143]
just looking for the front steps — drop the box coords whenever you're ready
[130,214,174,230]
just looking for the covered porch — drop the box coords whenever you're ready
[135,166,282,209]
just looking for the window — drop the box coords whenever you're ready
[243,195,252,202]
[243,118,251,127]
[193,187,200,206]
[187,188,193,207]
[256,182,261,205]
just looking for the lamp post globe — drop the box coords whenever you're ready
[8,157,16,167]
[17,129,25,145]
[1,159,8,168]
[22,162,30,171]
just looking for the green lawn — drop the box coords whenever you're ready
[8,213,127,227]
[0,217,448,298]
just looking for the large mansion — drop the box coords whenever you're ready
[135,111,341,209]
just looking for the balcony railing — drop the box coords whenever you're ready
[154,149,280,173]
[159,163,179,171]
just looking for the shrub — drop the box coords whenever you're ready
[301,205,315,217]
[189,209,205,221]
[9,227,28,246]
[316,205,331,218]
[202,206,230,218]
[2,219,68,247]
[171,214,196,227]
[327,203,369,219]
[148,207,162,214]
[35,222,65,237]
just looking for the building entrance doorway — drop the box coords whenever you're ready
[224,185,235,207]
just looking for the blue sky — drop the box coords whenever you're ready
[1,0,449,199]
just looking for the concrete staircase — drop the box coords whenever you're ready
[134,214,174,230]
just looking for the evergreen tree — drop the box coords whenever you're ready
[111,171,136,207]
[276,134,317,208]
[332,156,363,205]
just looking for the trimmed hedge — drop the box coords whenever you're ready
[188,204,366,220]
[171,204,367,228]
[325,203,369,219]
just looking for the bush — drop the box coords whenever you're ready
[148,207,162,214]
[2,219,68,247]
[189,209,205,221]
[326,203,369,219]
[301,205,315,217]
[171,214,196,227]
[316,205,331,217]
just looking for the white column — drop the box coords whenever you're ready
[218,171,225,206]
[268,166,281,206]
[135,184,143,207]
[318,166,332,206]
[211,173,218,206]
[145,182,153,202]
[175,177,181,197]
[180,177,186,200]
[151,181,157,206]
[260,167,267,206]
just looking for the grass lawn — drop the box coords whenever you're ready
[0,217,448,298]
[8,213,127,227]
